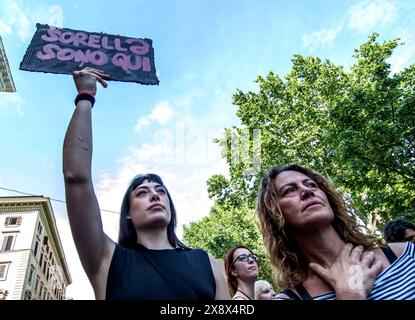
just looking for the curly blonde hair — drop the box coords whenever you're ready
[257,164,379,289]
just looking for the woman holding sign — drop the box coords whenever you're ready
[257,164,415,300]
[63,67,230,300]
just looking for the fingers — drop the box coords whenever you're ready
[73,68,110,79]
[80,67,110,77]
[360,251,375,266]
[73,70,81,78]
[72,67,110,89]
[85,68,110,79]
[96,76,108,88]
[340,243,354,260]
[357,250,382,280]
[350,245,364,262]
[309,262,331,283]
[369,260,383,277]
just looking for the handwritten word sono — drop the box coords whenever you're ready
[35,27,152,73]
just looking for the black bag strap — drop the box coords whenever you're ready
[140,250,192,299]
[381,245,398,264]
[295,283,313,300]
[282,284,313,300]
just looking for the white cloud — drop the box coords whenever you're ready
[0,1,64,41]
[134,118,151,132]
[388,28,415,74]
[134,100,176,132]
[1,0,32,41]
[302,22,344,51]
[348,0,397,34]
[0,93,25,116]
[150,101,176,124]
[303,0,399,51]
[0,19,12,35]
[183,72,197,81]
[175,88,204,109]
[55,214,95,300]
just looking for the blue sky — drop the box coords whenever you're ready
[0,0,414,299]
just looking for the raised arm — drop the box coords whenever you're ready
[63,68,115,285]
[207,254,231,300]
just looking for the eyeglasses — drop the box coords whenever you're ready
[231,253,259,267]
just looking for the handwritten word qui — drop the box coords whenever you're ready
[36,28,152,73]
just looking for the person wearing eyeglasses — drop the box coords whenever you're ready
[384,219,415,244]
[224,245,259,300]
[63,67,230,300]
[257,164,415,300]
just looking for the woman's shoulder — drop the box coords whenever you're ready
[386,242,409,257]
[372,242,409,261]
[232,294,249,300]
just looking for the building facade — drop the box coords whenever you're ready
[0,196,71,300]
[0,36,16,93]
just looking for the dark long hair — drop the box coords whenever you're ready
[118,173,188,249]
[384,219,415,242]
[224,245,255,296]
[257,164,379,288]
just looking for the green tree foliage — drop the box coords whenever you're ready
[183,34,415,289]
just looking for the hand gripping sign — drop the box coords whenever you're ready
[20,23,159,85]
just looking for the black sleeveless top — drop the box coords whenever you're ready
[105,243,216,300]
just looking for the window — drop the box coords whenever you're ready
[24,289,32,300]
[39,252,43,267]
[28,264,35,284]
[0,263,11,281]
[0,288,9,300]
[1,233,17,252]
[39,282,43,298]
[4,216,22,226]
[42,260,47,274]
[33,240,40,258]
[37,222,43,235]
[35,275,40,293]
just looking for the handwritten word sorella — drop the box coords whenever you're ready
[35,27,152,73]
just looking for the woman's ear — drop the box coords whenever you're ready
[231,268,238,277]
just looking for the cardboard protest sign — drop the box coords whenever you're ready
[20,24,159,85]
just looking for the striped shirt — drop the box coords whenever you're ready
[274,241,415,300]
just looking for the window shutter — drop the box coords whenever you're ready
[5,236,14,251]
[0,265,6,278]
[17,217,22,225]
[1,238,7,251]
[4,217,10,226]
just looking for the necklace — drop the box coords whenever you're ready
[236,289,253,300]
